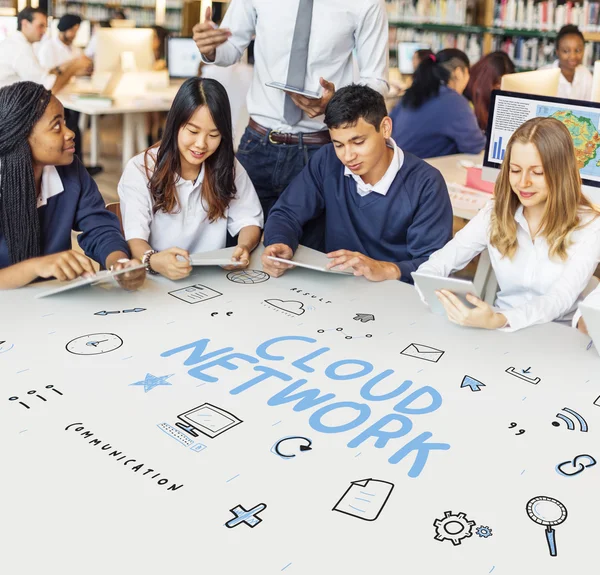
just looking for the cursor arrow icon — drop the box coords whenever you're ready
[353,313,375,323]
[461,375,485,392]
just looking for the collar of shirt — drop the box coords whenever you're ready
[344,138,404,197]
[551,59,585,86]
[37,165,64,208]
[175,162,205,192]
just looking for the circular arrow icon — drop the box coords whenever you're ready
[273,436,313,459]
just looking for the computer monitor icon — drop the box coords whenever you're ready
[175,403,242,439]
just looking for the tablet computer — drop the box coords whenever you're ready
[188,247,245,267]
[579,303,600,354]
[265,81,320,99]
[411,271,482,316]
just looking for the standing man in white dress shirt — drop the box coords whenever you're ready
[0,8,90,92]
[192,0,388,248]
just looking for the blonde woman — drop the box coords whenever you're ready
[416,116,600,332]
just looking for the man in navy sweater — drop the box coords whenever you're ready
[262,85,453,283]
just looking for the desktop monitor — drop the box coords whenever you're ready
[591,61,600,102]
[482,90,600,203]
[397,42,430,74]
[168,37,201,78]
[109,19,136,28]
[0,15,17,43]
[500,68,561,97]
[94,28,154,74]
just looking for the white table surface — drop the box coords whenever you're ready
[2,246,599,574]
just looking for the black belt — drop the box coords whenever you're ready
[249,118,331,145]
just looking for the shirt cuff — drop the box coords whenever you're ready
[199,52,216,65]
[496,308,521,332]
[264,235,298,252]
[123,228,150,243]
[97,240,130,268]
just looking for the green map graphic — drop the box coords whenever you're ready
[536,105,600,175]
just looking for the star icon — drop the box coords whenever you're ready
[129,373,174,393]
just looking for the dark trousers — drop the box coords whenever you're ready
[65,109,83,162]
[236,125,326,251]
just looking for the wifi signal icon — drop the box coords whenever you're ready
[552,407,588,432]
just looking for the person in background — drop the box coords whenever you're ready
[464,51,515,131]
[391,49,485,158]
[416,117,600,332]
[146,25,170,147]
[0,8,90,92]
[0,82,145,290]
[118,78,263,280]
[412,48,434,73]
[262,85,452,283]
[541,25,593,101]
[192,1,389,249]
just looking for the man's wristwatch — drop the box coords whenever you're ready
[142,249,159,275]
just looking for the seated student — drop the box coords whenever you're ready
[541,25,592,101]
[416,117,600,332]
[0,81,144,290]
[261,84,453,283]
[412,48,434,73]
[464,51,515,131]
[390,49,486,159]
[118,77,263,280]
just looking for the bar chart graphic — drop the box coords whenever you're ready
[492,136,506,160]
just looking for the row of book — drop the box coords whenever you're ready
[385,0,474,25]
[493,0,600,31]
[393,27,483,61]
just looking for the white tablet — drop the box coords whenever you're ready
[35,263,146,299]
[188,247,245,267]
[265,81,320,100]
[579,303,600,354]
[411,271,482,316]
[266,255,354,275]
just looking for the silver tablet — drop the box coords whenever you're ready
[411,271,482,316]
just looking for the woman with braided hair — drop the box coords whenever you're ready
[0,81,145,290]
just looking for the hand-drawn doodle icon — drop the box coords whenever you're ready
[210,311,233,317]
[552,407,588,432]
[354,313,375,323]
[332,479,394,521]
[272,436,313,459]
[9,385,63,409]
[175,403,242,439]
[157,422,207,452]
[263,299,305,316]
[505,367,540,385]
[509,422,525,435]
[461,375,485,392]
[556,454,597,477]
[433,511,476,545]
[526,496,568,557]
[226,503,267,528]
[129,373,173,393]
[0,340,14,354]
[95,308,146,316]
[226,269,270,284]
[401,343,445,363]
[594,395,600,408]
[476,526,493,538]
[66,333,123,355]
[317,327,372,340]
[169,284,223,304]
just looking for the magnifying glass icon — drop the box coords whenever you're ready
[526,496,568,557]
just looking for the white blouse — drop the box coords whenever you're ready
[417,201,600,332]
[118,150,264,253]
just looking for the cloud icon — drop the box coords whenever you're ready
[264,299,305,316]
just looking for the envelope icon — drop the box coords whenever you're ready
[401,343,445,363]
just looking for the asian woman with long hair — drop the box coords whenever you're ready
[118,77,263,280]
[416,117,600,331]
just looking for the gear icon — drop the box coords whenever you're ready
[476,525,493,538]
[434,511,476,545]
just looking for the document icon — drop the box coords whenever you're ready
[333,478,394,521]
[168,284,223,304]
[401,343,445,363]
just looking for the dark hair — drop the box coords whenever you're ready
[0,82,52,264]
[57,14,82,32]
[413,48,434,66]
[402,48,470,109]
[17,7,46,31]
[464,51,515,130]
[151,25,169,60]
[556,24,585,49]
[111,9,127,20]
[145,78,236,221]
[324,84,387,131]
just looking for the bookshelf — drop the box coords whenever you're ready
[387,0,600,70]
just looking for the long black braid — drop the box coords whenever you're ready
[0,81,52,264]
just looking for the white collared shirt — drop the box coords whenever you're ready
[202,0,389,133]
[118,150,264,253]
[37,165,64,208]
[0,32,56,90]
[541,60,593,101]
[344,139,404,197]
[417,200,600,332]
[38,36,81,70]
